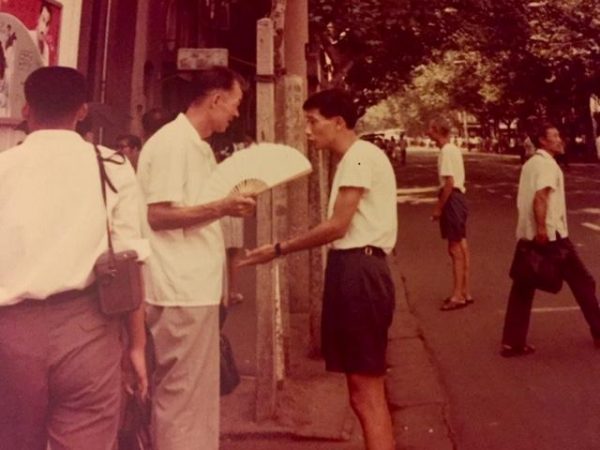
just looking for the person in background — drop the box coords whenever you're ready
[0,66,148,449]
[141,107,172,141]
[500,122,600,357]
[428,116,473,310]
[116,134,143,171]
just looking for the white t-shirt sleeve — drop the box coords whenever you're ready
[534,161,557,192]
[143,138,186,204]
[438,148,457,178]
[336,148,372,190]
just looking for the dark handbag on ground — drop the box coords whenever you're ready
[93,146,144,315]
[509,239,564,293]
[219,304,241,396]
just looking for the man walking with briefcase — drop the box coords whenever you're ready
[500,122,600,357]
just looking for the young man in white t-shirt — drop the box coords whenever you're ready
[241,89,397,450]
[428,117,473,310]
[500,123,600,357]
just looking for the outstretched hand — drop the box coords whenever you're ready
[237,244,277,267]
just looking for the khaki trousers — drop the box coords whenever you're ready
[0,291,121,450]
[146,305,219,450]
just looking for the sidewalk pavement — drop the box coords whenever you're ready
[220,251,455,449]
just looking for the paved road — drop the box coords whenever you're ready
[395,150,600,450]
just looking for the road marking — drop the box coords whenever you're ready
[532,306,580,313]
[397,196,437,204]
[497,306,580,314]
[581,222,600,232]
[397,186,439,194]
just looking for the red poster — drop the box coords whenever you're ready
[0,0,62,66]
[0,0,62,120]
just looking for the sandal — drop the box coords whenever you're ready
[500,344,535,358]
[440,298,469,311]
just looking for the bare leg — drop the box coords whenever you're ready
[346,373,394,450]
[448,240,466,301]
[460,238,472,300]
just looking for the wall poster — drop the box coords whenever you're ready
[0,0,62,121]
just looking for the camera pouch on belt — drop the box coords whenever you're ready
[93,145,144,316]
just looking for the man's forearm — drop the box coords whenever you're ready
[533,192,549,235]
[126,302,146,352]
[437,183,454,209]
[280,219,345,255]
[148,200,226,231]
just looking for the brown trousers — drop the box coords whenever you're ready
[0,291,122,450]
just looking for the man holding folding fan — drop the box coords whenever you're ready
[240,89,397,450]
[137,66,256,450]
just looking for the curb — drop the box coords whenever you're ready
[387,255,456,450]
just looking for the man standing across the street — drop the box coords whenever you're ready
[0,66,149,449]
[240,89,397,450]
[137,66,256,450]
[428,117,473,310]
[500,122,600,357]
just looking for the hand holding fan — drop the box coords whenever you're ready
[201,143,312,201]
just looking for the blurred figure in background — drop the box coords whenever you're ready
[116,134,142,171]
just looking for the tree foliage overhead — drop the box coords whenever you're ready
[310,0,600,134]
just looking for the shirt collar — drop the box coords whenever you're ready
[535,149,554,159]
[175,113,203,147]
[23,129,88,147]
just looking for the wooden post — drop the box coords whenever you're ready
[255,17,277,421]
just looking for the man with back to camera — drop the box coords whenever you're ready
[500,122,600,357]
[240,89,397,450]
[427,117,473,311]
[0,66,149,449]
[136,66,256,450]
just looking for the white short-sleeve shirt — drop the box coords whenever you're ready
[327,139,397,253]
[516,149,568,241]
[0,131,148,306]
[437,142,466,192]
[137,113,225,307]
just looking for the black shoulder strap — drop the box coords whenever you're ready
[94,145,116,258]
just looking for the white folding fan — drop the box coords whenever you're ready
[200,143,312,201]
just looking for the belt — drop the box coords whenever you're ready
[330,246,386,258]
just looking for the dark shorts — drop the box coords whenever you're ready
[440,189,468,241]
[322,247,395,375]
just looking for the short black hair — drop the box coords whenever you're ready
[25,67,86,124]
[116,134,142,150]
[187,66,246,108]
[531,121,558,148]
[302,89,358,129]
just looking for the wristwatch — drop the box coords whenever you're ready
[274,242,282,257]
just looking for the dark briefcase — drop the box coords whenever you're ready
[509,239,564,294]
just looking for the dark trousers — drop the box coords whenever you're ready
[0,290,121,450]
[502,238,600,347]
